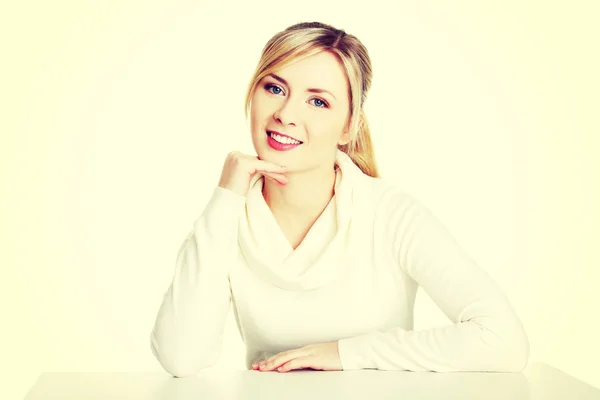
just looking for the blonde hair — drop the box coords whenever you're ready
[243,21,380,178]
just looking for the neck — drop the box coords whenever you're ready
[262,163,338,220]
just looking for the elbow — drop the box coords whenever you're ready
[163,363,202,379]
[162,359,207,379]
[502,345,529,373]
[493,323,531,372]
[150,331,218,378]
[506,327,530,372]
[476,318,530,372]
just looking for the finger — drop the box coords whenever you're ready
[262,171,289,180]
[254,159,288,172]
[259,345,312,371]
[278,356,311,372]
[265,176,287,186]
[262,356,289,371]
[262,172,289,185]
[263,350,297,371]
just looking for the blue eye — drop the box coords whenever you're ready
[264,83,329,108]
[311,98,327,108]
[265,84,283,95]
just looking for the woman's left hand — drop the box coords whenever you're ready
[252,341,343,372]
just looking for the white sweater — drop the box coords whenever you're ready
[150,149,530,377]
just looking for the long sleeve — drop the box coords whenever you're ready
[150,186,246,377]
[337,193,530,372]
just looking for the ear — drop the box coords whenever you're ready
[338,129,351,146]
[338,116,363,146]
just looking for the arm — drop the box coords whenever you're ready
[150,186,246,377]
[337,193,530,372]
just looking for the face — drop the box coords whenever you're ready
[250,51,352,172]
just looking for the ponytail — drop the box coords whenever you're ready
[339,112,380,178]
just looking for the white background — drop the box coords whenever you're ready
[1,1,599,399]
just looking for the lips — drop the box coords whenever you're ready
[267,130,303,143]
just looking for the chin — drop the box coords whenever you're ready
[254,147,268,161]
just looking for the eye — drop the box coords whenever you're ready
[310,98,329,108]
[265,83,283,95]
[264,83,329,109]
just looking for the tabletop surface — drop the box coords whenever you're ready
[23,362,600,400]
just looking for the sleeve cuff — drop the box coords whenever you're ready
[193,186,246,247]
[337,333,376,370]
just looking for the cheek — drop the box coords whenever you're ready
[249,104,263,131]
[251,96,272,124]
[307,118,345,141]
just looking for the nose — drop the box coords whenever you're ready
[273,100,298,127]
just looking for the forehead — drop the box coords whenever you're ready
[270,51,348,94]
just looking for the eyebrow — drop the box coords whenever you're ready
[266,73,337,100]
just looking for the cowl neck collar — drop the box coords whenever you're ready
[238,149,363,291]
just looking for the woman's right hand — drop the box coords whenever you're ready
[217,151,290,197]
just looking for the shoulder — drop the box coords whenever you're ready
[357,174,423,218]
[346,162,433,229]
[357,176,444,246]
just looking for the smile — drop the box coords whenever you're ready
[267,131,303,144]
[266,131,303,151]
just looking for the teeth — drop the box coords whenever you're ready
[270,132,300,145]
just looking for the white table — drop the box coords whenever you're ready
[23,362,600,399]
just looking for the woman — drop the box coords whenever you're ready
[150,21,530,377]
